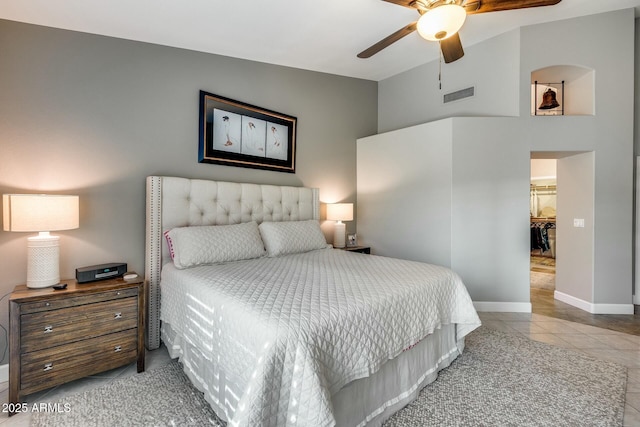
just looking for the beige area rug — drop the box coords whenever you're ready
[31,327,627,427]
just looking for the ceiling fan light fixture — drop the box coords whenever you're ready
[416,4,466,41]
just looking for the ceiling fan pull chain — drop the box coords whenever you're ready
[438,41,442,90]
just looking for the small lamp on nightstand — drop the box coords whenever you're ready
[3,194,79,288]
[327,203,353,249]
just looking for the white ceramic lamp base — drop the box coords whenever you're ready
[27,233,60,288]
[333,221,346,248]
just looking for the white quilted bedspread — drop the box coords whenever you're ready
[161,248,481,427]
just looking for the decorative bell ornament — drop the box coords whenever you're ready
[539,88,560,109]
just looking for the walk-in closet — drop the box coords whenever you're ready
[530,159,556,292]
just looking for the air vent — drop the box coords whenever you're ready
[443,86,475,104]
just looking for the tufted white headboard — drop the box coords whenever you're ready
[144,176,320,349]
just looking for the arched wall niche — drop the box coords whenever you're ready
[531,65,595,116]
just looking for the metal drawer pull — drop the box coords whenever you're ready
[43,325,53,333]
[114,312,122,319]
[44,363,53,371]
[114,346,122,352]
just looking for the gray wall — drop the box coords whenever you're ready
[357,119,453,267]
[374,10,635,310]
[522,11,634,306]
[635,15,640,306]
[0,20,378,365]
[450,118,531,308]
[637,19,640,156]
[556,152,594,303]
[378,30,521,133]
[357,117,532,310]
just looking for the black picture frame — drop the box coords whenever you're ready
[533,81,564,116]
[198,90,297,173]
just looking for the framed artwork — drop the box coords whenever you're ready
[347,234,358,247]
[199,91,297,173]
[532,81,564,116]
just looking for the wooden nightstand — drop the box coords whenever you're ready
[8,276,145,415]
[341,246,371,254]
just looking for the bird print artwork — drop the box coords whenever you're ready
[223,116,233,146]
[213,109,241,153]
[246,122,263,151]
[201,94,296,172]
[266,122,288,160]
[241,116,267,157]
[271,126,280,147]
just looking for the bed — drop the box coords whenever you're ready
[145,176,481,427]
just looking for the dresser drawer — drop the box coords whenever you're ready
[20,297,138,353]
[19,287,139,314]
[9,278,145,416]
[20,328,138,395]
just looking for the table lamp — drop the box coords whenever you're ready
[326,203,353,248]
[3,194,79,288]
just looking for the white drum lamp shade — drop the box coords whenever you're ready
[3,194,79,288]
[326,203,353,248]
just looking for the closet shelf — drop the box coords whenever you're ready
[530,184,556,189]
[531,217,556,222]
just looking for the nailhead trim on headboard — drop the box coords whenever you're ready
[144,176,320,350]
[145,176,163,350]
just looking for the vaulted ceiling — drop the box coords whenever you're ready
[1,0,639,81]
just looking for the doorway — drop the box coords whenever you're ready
[530,151,596,314]
[530,158,557,306]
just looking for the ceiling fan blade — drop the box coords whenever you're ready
[357,22,418,58]
[382,0,417,9]
[464,0,561,15]
[440,32,464,63]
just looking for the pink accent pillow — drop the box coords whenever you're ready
[164,230,176,260]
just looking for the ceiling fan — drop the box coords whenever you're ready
[358,0,562,63]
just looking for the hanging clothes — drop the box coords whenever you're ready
[531,224,548,252]
[530,188,539,217]
[530,221,554,253]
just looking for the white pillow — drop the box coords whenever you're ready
[259,220,329,257]
[166,222,266,269]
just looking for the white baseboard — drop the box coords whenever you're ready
[473,301,532,313]
[0,364,7,383]
[554,291,635,315]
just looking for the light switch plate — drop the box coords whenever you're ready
[573,218,585,228]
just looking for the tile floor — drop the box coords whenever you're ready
[1,312,639,426]
[532,287,640,335]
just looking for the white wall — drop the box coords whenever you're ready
[378,30,520,133]
[357,117,532,311]
[357,119,453,267]
[521,10,634,307]
[374,9,635,312]
[531,159,557,180]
